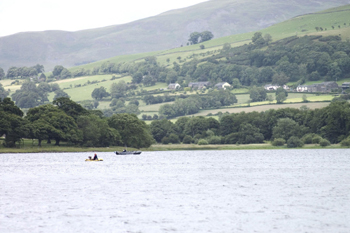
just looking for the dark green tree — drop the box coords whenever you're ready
[272,118,308,141]
[110,80,127,98]
[188,32,201,44]
[52,65,64,77]
[249,86,267,102]
[91,86,110,100]
[77,114,121,147]
[53,97,89,120]
[26,104,81,146]
[150,119,175,143]
[0,98,28,147]
[108,113,154,148]
[200,31,214,42]
[132,72,143,84]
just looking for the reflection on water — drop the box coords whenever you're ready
[1,149,350,233]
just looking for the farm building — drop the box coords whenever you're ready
[297,82,338,93]
[168,83,181,90]
[214,82,231,90]
[264,84,290,91]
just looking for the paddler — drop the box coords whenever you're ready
[93,153,98,160]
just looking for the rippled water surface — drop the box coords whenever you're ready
[1,149,350,233]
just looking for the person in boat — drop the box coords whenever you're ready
[123,149,126,152]
[93,153,98,160]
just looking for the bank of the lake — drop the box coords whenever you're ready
[0,142,344,153]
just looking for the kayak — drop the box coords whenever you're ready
[85,158,103,161]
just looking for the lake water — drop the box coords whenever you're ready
[1,149,350,233]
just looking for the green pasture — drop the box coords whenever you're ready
[259,5,350,41]
[142,82,168,91]
[139,102,173,112]
[184,102,331,118]
[48,75,132,102]
[137,92,333,114]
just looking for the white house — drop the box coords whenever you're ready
[214,82,231,90]
[168,83,181,90]
[264,84,280,91]
[296,85,309,92]
[264,84,290,91]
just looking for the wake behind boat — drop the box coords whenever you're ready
[114,151,142,155]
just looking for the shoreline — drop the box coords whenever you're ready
[0,143,345,153]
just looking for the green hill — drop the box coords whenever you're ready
[72,4,350,72]
[0,0,349,71]
[1,4,350,120]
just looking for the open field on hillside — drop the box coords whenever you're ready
[140,93,333,114]
[186,102,331,117]
[47,75,132,102]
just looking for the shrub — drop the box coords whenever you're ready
[168,133,180,144]
[287,136,304,148]
[302,134,313,144]
[208,136,221,144]
[161,137,170,144]
[312,135,322,144]
[340,138,350,147]
[272,138,286,146]
[182,135,193,144]
[319,139,331,147]
[198,139,208,145]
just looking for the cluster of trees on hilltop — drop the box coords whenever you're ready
[188,31,214,45]
[0,97,153,148]
[2,64,45,79]
[150,99,350,147]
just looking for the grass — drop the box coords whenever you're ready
[138,93,333,115]
[47,75,132,102]
[0,138,140,153]
[0,138,343,153]
[150,143,343,151]
[182,102,331,118]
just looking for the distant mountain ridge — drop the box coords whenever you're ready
[0,0,349,71]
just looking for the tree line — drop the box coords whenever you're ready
[150,99,350,147]
[0,97,153,148]
[1,96,350,149]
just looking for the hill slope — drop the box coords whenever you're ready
[0,0,349,71]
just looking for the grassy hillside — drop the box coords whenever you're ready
[1,4,349,120]
[72,4,350,72]
[0,0,349,71]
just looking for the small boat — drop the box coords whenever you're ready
[85,158,103,161]
[114,151,142,155]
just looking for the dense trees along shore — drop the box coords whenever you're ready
[0,97,153,148]
[1,97,350,149]
[149,99,350,147]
